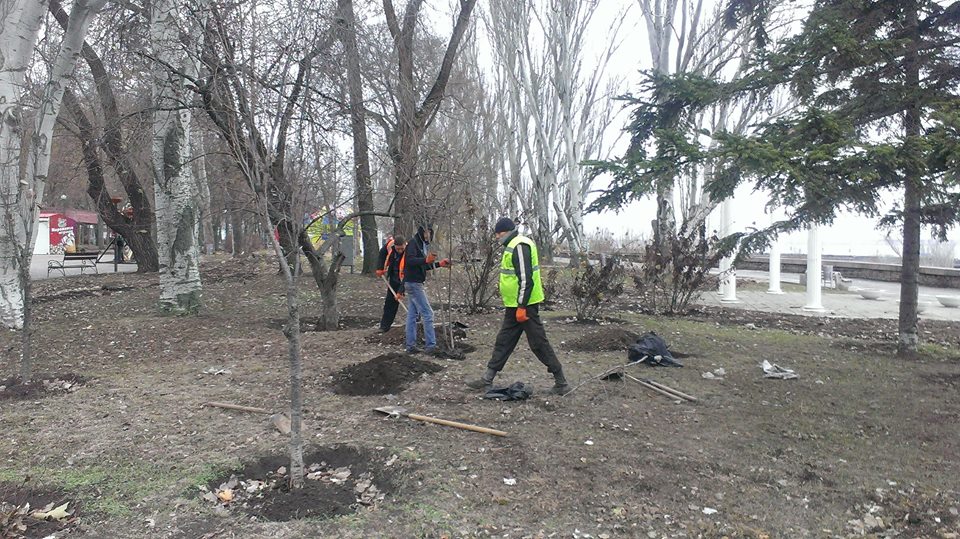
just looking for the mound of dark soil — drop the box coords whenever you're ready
[0,481,78,538]
[0,374,85,401]
[331,353,443,395]
[564,327,640,352]
[365,325,475,354]
[202,445,401,522]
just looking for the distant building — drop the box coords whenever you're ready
[35,210,101,255]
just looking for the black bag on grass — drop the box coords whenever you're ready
[483,382,533,401]
[628,331,682,367]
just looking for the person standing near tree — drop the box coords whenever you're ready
[402,224,451,355]
[466,217,569,395]
[376,235,406,333]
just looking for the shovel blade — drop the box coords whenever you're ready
[374,406,407,417]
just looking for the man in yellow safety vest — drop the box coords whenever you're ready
[466,217,568,395]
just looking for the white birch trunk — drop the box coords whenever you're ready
[0,1,42,329]
[0,0,105,329]
[151,0,202,313]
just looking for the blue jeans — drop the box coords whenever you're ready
[405,281,436,350]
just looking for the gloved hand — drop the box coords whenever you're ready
[426,253,437,264]
[376,269,386,277]
[516,307,529,323]
[439,258,452,268]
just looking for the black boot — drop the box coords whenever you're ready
[465,368,497,391]
[547,369,569,395]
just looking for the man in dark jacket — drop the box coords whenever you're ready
[376,235,406,333]
[466,217,568,395]
[403,225,451,354]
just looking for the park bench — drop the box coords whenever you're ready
[47,251,99,277]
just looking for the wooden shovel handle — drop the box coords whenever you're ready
[625,375,682,401]
[381,274,409,312]
[406,413,508,437]
[643,379,698,402]
[203,401,273,414]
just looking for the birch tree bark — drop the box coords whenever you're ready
[0,1,45,331]
[151,0,202,314]
[1,0,106,342]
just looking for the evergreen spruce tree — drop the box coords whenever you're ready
[595,0,960,354]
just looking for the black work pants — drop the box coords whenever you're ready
[379,284,401,331]
[487,304,563,375]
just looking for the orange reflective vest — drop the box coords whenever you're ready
[383,238,406,281]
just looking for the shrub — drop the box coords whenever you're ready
[454,215,500,313]
[632,232,730,314]
[570,256,626,321]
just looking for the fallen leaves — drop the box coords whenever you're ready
[199,462,388,514]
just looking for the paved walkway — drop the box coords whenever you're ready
[700,269,960,321]
[31,254,138,281]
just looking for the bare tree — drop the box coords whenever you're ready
[381,0,477,235]
[336,0,379,273]
[485,0,625,261]
[0,0,107,383]
[150,0,203,314]
[50,0,161,273]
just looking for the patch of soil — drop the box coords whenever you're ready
[201,256,265,282]
[202,445,401,522]
[0,482,78,538]
[564,327,640,352]
[268,315,381,332]
[364,326,476,354]
[32,284,135,305]
[920,371,960,388]
[0,374,85,401]
[849,486,960,537]
[330,353,444,395]
[550,315,630,326]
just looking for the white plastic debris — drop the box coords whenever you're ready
[503,477,517,486]
[702,507,718,515]
[761,360,798,380]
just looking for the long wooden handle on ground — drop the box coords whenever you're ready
[202,402,273,414]
[406,413,508,437]
[623,374,697,403]
[643,378,698,402]
[381,274,409,313]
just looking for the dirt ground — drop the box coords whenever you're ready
[1,254,959,538]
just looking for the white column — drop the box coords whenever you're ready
[720,197,739,303]
[803,225,825,311]
[767,236,784,294]
[767,219,783,294]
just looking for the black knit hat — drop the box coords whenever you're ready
[494,217,516,233]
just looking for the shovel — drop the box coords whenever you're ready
[380,274,408,313]
[374,406,507,437]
